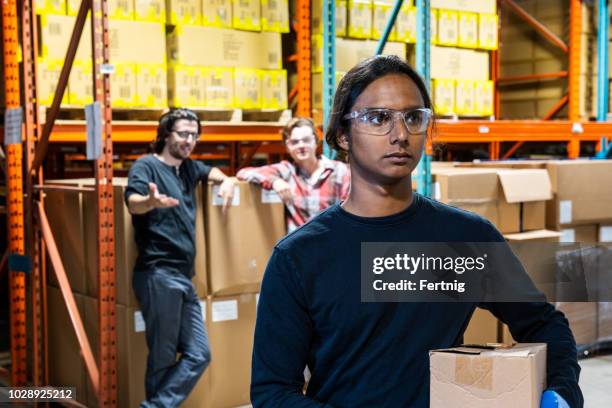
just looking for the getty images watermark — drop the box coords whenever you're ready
[360,242,612,303]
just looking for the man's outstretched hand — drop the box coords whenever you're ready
[147,182,179,209]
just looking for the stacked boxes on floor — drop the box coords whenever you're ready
[166,0,288,109]
[36,0,288,110]
[45,180,286,407]
[436,160,612,347]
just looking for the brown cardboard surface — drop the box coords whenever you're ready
[431,46,490,81]
[167,26,282,69]
[555,302,597,345]
[109,20,166,64]
[559,224,598,243]
[47,287,89,405]
[206,182,286,295]
[523,201,546,231]
[430,343,546,408]
[38,14,91,61]
[546,160,612,227]
[464,308,499,344]
[504,229,561,243]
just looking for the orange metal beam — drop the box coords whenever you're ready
[501,0,569,53]
[567,0,582,158]
[497,71,568,84]
[296,0,311,117]
[3,0,28,386]
[37,201,100,395]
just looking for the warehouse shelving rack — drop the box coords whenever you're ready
[2,0,612,405]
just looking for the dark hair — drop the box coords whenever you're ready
[324,55,434,153]
[281,116,318,143]
[152,108,201,154]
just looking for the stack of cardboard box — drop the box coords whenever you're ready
[45,179,286,407]
[440,160,612,346]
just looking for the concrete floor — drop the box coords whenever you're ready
[579,355,612,408]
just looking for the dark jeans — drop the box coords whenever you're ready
[133,268,210,408]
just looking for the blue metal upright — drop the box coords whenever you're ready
[375,0,404,55]
[596,0,612,159]
[322,0,336,158]
[414,0,431,196]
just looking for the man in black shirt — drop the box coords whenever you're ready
[125,108,236,407]
[251,57,581,407]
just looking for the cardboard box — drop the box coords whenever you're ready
[395,5,415,42]
[312,0,348,36]
[505,230,561,300]
[474,80,494,116]
[38,14,92,61]
[202,66,234,108]
[185,293,258,408]
[600,224,612,242]
[455,80,476,116]
[311,71,345,109]
[47,287,89,405]
[372,0,397,40]
[206,181,285,295]
[37,0,66,14]
[312,36,406,73]
[458,11,478,48]
[347,0,372,39]
[135,64,168,108]
[167,26,282,69]
[433,0,496,14]
[495,169,552,234]
[202,0,232,27]
[232,0,261,31]
[109,20,166,64]
[431,8,438,44]
[478,13,498,50]
[437,9,459,46]
[559,224,598,243]
[432,78,455,115]
[431,46,490,81]
[598,302,612,341]
[430,343,546,408]
[433,168,499,226]
[234,68,262,109]
[67,60,93,106]
[545,160,612,228]
[38,59,69,106]
[261,0,289,32]
[555,302,597,345]
[261,69,288,109]
[464,308,499,344]
[134,0,166,22]
[109,0,135,19]
[166,0,201,24]
[110,63,138,107]
[168,64,207,108]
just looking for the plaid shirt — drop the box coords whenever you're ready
[237,156,351,232]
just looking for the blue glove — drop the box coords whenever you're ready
[541,390,570,408]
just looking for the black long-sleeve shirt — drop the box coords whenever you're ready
[251,193,582,407]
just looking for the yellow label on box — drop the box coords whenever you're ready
[311,35,323,73]
[312,0,348,36]
[38,59,68,106]
[202,67,234,108]
[202,0,232,27]
[437,9,458,46]
[372,1,397,40]
[168,65,206,108]
[234,68,261,109]
[110,63,138,107]
[458,11,477,48]
[136,64,168,107]
[431,9,438,44]
[395,5,415,43]
[261,0,289,33]
[478,13,498,50]
[455,80,476,115]
[432,78,455,115]
[474,80,493,116]
[260,69,287,109]
[37,0,66,15]
[167,0,201,25]
[67,60,93,106]
[134,0,166,22]
[348,0,372,39]
[232,0,261,31]
[109,0,134,19]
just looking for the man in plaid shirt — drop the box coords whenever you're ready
[237,117,350,232]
